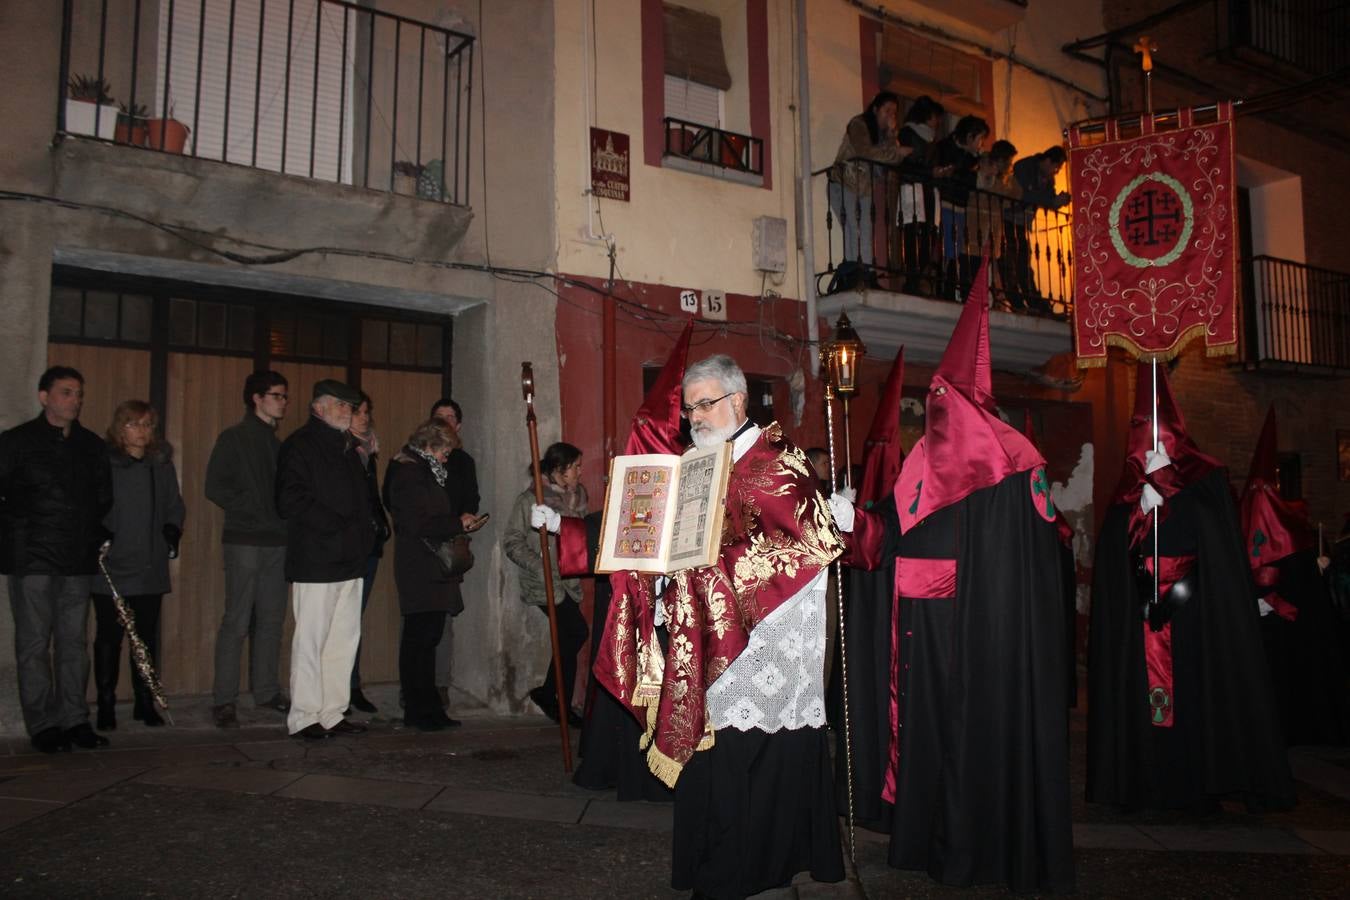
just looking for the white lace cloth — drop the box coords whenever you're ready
[706,572,828,733]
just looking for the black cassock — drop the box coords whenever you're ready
[1259,550,1350,747]
[835,501,898,834]
[1088,469,1296,811]
[871,470,1075,893]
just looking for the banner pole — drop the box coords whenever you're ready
[1151,358,1160,611]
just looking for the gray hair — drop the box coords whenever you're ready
[683,354,747,395]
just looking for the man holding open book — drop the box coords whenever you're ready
[542,353,846,898]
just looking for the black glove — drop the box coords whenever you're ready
[163,523,182,560]
[374,515,391,545]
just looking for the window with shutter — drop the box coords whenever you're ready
[157,0,354,182]
[664,75,722,128]
[877,23,991,122]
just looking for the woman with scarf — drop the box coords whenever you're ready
[346,392,389,715]
[384,419,467,731]
[503,441,588,727]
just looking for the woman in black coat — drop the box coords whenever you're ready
[93,400,186,730]
[383,419,469,731]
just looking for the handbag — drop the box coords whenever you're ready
[423,534,474,579]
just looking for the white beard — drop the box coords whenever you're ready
[690,419,741,449]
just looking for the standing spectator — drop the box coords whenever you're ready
[205,371,291,728]
[829,90,910,285]
[1006,145,1071,311]
[504,442,588,727]
[966,139,1020,303]
[385,420,484,731]
[276,379,377,740]
[92,401,185,730]
[934,114,990,298]
[0,366,113,753]
[430,398,480,710]
[896,95,946,293]
[346,392,389,715]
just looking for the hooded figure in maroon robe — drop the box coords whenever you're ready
[842,264,1075,892]
[835,349,905,833]
[1087,365,1295,812]
[1241,406,1350,746]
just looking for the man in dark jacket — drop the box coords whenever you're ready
[205,371,291,728]
[1005,146,1071,311]
[276,379,377,740]
[0,366,113,753]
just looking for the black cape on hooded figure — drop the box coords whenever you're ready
[845,267,1074,893]
[1087,364,1295,812]
[835,349,905,834]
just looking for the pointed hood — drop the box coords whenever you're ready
[1111,361,1222,504]
[1240,406,1312,572]
[893,261,1044,532]
[1244,405,1279,492]
[857,349,905,507]
[623,320,692,456]
[1111,362,1223,546]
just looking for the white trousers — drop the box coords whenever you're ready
[287,579,361,733]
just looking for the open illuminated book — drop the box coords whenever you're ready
[595,443,733,575]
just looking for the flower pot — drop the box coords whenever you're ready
[114,119,148,146]
[65,99,119,140]
[146,118,190,154]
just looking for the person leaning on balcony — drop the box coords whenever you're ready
[205,371,292,728]
[934,114,990,298]
[1005,145,1071,312]
[0,366,113,754]
[829,90,910,276]
[965,139,1020,300]
[91,400,185,732]
[896,95,946,293]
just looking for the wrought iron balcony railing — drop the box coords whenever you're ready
[1223,0,1349,75]
[1243,255,1350,371]
[58,0,475,204]
[663,117,763,177]
[814,159,1074,319]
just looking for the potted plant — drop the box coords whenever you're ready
[65,75,119,140]
[115,102,150,146]
[393,160,424,196]
[145,101,191,154]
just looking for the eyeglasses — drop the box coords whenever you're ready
[124,420,154,430]
[680,392,733,418]
[265,392,289,401]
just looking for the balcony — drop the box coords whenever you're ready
[1221,0,1350,77]
[813,159,1073,370]
[663,117,764,186]
[58,0,474,204]
[1243,255,1350,373]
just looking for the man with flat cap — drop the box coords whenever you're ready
[275,379,378,739]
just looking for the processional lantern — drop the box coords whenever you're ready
[820,311,866,395]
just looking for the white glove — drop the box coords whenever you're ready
[530,503,561,534]
[1144,447,1172,474]
[838,485,857,503]
[829,492,855,533]
[1140,482,1164,515]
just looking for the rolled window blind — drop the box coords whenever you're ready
[662,4,732,91]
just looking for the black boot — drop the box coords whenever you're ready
[132,683,165,727]
[94,639,120,732]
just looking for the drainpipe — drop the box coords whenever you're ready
[796,0,820,377]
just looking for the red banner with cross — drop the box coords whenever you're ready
[1068,103,1238,367]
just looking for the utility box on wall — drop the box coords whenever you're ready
[753,216,787,273]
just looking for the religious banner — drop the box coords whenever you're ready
[1068,102,1238,366]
